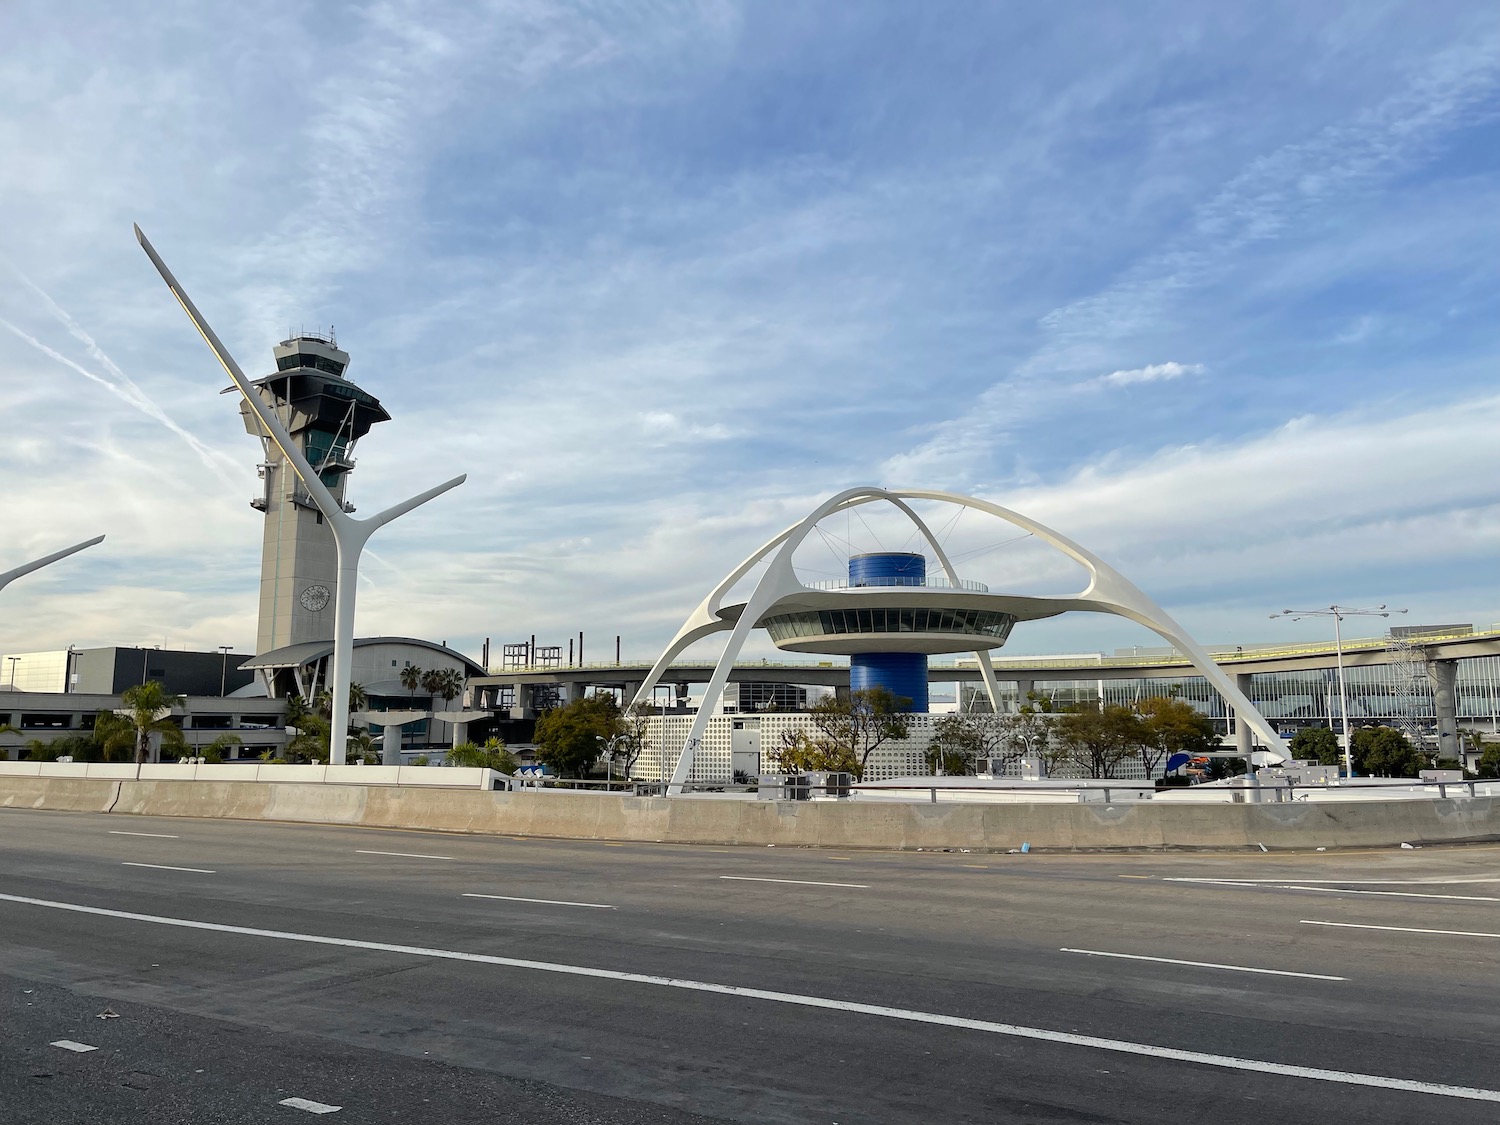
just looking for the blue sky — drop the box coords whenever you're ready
[2,1,1499,664]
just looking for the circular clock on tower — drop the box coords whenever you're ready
[300,584,331,612]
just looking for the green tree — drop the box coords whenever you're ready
[1135,696,1218,777]
[285,714,331,762]
[1476,744,1500,780]
[277,692,328,761]
[1351,726,1422,778]
[447,737,517,774]
[1289,726,1341,767]
[432,668,465,704]
[807,686,911,780]
[534,694,621,777]
[771,728,859,776]
[347,681,368,713]
[614,702,653,778]
[283,694,314,728]
[119,681,187,764]
[346,729,379,764]
[400,662,423,699]
[199,733,242,764]
[24,731,103,763]
[90,710,136,762]
[926,714,992,776]
[1053,702,1147,779]
[993,692,1055,772]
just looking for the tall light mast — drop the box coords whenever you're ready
[136,226,465,764]
[243,331,391,655]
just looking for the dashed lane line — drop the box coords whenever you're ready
[463,893,615,910]
[121,862,215,874]
[1302,920,1500,940]
[1167,876,1500,885]
[354,850,453,861]
[718,876,870,889]
[1060,948,1347,981]
[1,891,1497,1104]
[51,1040,97,1053]
[1163,878,1500,902]
[108,830,180,839]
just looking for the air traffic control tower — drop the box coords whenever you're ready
[243,332,391,654]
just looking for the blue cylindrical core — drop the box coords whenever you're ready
[850,652,928,712]
[848,551,926,587]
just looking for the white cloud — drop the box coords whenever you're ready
[1097,361,1204,387]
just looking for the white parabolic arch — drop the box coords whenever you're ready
[629,487,1287,793]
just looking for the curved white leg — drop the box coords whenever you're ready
[892,490,1286,754]
[972,652,1004,713]
[0,535,105,595]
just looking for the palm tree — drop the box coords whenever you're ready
[400,662,423,699]
[348,681,368,713]
[447,737,517,774]
[434,667,465,704]
[200,733,242,763]
[119,681,186,764]
[420,667,444,698]
[347,729,378,764]
[92,710,136,762]
[283,694,313,727]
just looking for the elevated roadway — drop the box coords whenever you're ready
[470,627,1500,690]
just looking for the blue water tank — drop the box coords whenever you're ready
[850,652,928,712]
[848,551,925,587]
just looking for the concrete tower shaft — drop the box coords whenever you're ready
[244,333,392,654]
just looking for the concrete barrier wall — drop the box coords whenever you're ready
[0,761,498,790]
[6,775,1500,851]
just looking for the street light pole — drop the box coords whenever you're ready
[218,644,232,697]
[1271,605,1407,778]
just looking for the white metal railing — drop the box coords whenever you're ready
[801,577,991,592]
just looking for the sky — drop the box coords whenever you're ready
[2,0,1499,667]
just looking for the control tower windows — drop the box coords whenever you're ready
[276,353,346,376]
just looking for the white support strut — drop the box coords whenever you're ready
[0,535,105,596]
[135,226,466,764]
[645,487,1286,792]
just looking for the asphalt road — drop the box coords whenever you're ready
[2,807,1499,1123]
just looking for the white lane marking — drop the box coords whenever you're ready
[1165,878,1500,902]
[463,893,615,910]
[718,875,870,889]
[1283,886,1500,902]
[354,849,452,861]
[1302,920,1500,940]
[51,1040,97,1053]
[279,1096,342,1114]
[121,862,215,874]
[109,830,180,839]
[1060,948,1347,981]
[1167,876,1500,885]
[0,893,1495,1104]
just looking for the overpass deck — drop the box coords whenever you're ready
[468,628,1500,687]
